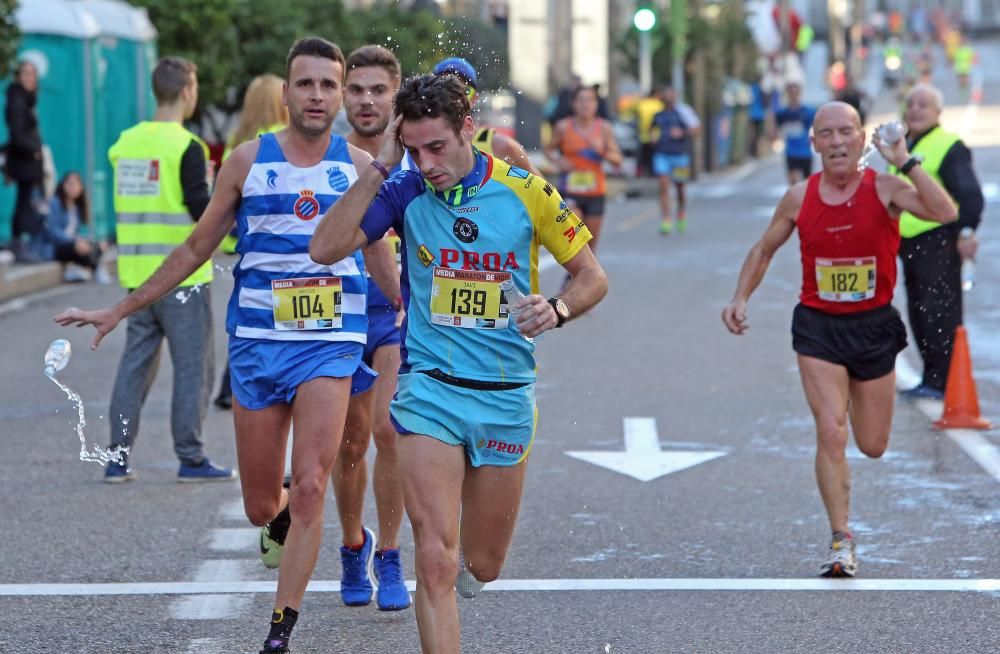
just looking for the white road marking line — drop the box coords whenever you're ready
[171,560,255,621]
[208,528,258,552]
[171,594,253,620]
[219,498,246,522]
[2,578,998,596]
[192,559,256,582]
[895,356,1000,483]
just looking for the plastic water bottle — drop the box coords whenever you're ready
[44,339,72,377]
[857,121,906,171]
[960,227,976,292]
[499,279,539,344]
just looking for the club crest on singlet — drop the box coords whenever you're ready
[293,189,321,220]
[326,167,350,193]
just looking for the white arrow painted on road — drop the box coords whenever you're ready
[565,417,726,482]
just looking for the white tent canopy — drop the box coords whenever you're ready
[79,0,157,41]
[15,0,100,39]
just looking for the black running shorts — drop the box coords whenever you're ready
[565,194,606,217]
[791,303,907,381]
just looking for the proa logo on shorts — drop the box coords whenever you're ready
[293,189,320,220]
[478,439,525,455]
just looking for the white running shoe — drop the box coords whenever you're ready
[820,532,858,578]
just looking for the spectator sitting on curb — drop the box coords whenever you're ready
[39,171,109,283]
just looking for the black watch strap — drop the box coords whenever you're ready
[900,157,921,175]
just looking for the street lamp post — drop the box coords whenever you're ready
[634,7,656,94]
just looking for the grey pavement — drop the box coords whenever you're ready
[2,45,999,654]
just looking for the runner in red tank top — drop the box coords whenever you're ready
[721,102,956,578]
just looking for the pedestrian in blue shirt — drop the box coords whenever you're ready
[773,82,816,185]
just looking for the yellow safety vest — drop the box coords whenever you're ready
[891,126,960,239]
[109,121,213,289]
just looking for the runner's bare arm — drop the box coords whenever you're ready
[363,238,400,304]
[53,143,253,349]
[543,121,567,170]
[492,133,541,175]
[514,245,608,338]
[602,121,624,167]
[873,129,956,222]
[311,119,403,264]
[722,184,804,335]
[878,171,957,223]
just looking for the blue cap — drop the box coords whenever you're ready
[433,57,478,89]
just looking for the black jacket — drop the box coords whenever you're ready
[4,82,43,183]
[910,126,984,234]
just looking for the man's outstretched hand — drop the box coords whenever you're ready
[54,307,121,350]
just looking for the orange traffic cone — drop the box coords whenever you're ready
[933,326,992,430]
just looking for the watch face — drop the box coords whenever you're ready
[555,299,570,318]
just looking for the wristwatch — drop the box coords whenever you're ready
[900,154,924,175]
[548,297,570,328]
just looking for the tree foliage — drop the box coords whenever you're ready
[131,0,508,139]
[0,0,20,78]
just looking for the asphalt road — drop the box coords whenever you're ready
[1,45,998,654]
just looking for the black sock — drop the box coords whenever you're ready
[265,607,298,647]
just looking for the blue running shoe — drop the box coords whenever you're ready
[373,549,411,610]
[900,384,944,400]
[340,526,375,606]
[177,458,238,483]
[103,460,135,484]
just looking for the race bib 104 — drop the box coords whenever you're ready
[815,256,876,302]
[271,277,342,330]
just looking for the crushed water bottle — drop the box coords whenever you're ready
[960,227,976,291]
[44,339,72,377]
[500,278,540,345]
[857,121,907,171]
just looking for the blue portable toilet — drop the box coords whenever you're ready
[0,0,101,243]
[80,0,158,239]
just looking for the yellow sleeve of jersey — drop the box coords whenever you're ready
[529,178,592,264]
[490,156,592,264]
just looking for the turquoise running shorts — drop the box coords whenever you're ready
[390,371,537,467]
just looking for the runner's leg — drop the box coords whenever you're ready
[234,400,292,526]
[797,354,852,533]
[371,344,404,551]
[275,375,351,610]
[333,390,374,547]
[397,434,465,654]
[848,372,895,459]
[585,214,605,255]
[459,459,528,583]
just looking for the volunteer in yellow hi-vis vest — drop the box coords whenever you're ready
[101,57,236,483]
[111,123,213,288]
[893,83,984,400]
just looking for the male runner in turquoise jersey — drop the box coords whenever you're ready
[310,74,607,654]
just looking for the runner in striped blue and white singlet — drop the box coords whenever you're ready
[53,38,402,654]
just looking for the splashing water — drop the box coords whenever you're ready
[175,283,204,304]
[47,373,128,465]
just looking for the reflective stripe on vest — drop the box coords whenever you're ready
[109,121,212,289]
[891,126,960,239]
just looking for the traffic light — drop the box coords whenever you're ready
[634,7,656,32]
